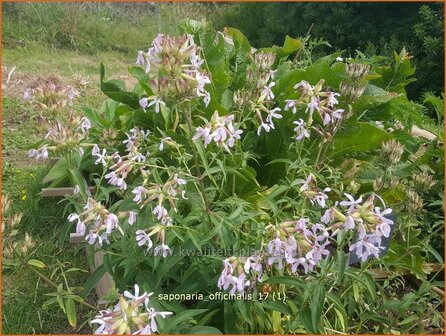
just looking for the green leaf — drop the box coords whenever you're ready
[330,121,392,158]
[128,66,153,95]
[261,35,303,59]
[100,63,140,109]
[82,264,106,298]
[42,157,70,185]
[188,326,222,334]
[310,283,325,333]
[263,300,292,316]
[325,293,348,332]
[27,259,46,268]
[299,307,313,333]
[65,298,77,328]
[164,309,208,333]
[336,250,347,284]
[264,276,305,288]
[352,84,399,111]
[68,168,87,198]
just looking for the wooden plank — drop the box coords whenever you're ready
[91,249,115,300]
[42,187,95,197]
[70,233,85,244]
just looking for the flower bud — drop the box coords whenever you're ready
[389,177,400,189]
[346,180,361,195]
[374,176,384,191]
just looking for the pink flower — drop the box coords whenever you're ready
[327,92,340,107]
[284,99,298,114]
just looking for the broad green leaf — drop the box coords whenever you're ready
[330,121,392,158]
[100,63,140,109]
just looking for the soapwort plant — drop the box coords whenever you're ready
[29,21,444,334]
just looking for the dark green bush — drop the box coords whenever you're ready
[221,2,444,100]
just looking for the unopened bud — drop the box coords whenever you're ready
[346,180,361,195]
[374,176,384,191]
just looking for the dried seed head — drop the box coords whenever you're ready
[35,115,51,132]
[346,63,371,80]
[233,90,250,109]
[381,140,404,165]
[412,172,436,189]
[339,82,366,101]
[409,144,428,162]
[253,52,276,71]
[10,213,23,227]
[406,189,424,213]
[2,194,10,213]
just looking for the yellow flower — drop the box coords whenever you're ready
[21,195,27,201]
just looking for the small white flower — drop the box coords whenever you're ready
[260,82,275,100]
[128,211,137,225]
[136,50,145,66]
[136,230,153,249]
[293,119,310,141]
[154,244,172,257]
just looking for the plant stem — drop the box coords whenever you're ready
[185,103,211,215]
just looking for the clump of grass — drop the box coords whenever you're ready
[2,2,227,55]
[2,165,93,334]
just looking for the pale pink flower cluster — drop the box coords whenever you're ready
[193,111,243,152]
[298,174,332,208]
[217,219,331,293]
[132,174,187,257]
[68,198,123,246]
[91,284,172,334]
[266,219,330,274]
[136,34,211,108]
[93,129,151,191]
[322,193,395,262]
[217,256,262,294]
[284,79,344,140]
[29,114,91,161]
